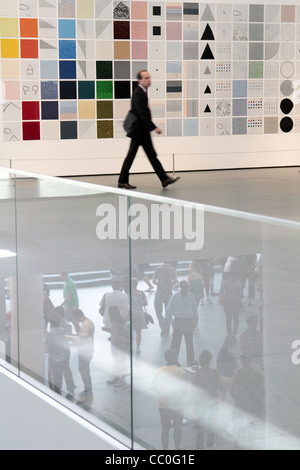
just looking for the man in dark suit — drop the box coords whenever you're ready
[118,70,180,190]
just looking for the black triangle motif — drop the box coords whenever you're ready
[204,105,211,113]
[201,44,215,60]
[204,85,212,94]
[201,24,215,41]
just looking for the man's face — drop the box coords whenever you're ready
[139,71,151,88]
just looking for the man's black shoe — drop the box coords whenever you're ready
[162,176,181,188]
[118,183,137,189]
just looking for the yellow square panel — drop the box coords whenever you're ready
[1,39,19,58]
[79,101,96,120]
[0,18,19,37]
[77,0,94,18]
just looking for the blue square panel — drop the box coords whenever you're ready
[184,119,199,136]
[42,101,59,120]
[60,60,77,79]
[60,101,77,118]
[40,61,58,79]
[233,80,247,98]
[59,19,76,38]
[41,81,58,100]
[233,99,247,116]
[59,40,76,59]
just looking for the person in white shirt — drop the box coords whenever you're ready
[100,279,129,328]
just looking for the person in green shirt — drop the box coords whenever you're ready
[60,273,79,321]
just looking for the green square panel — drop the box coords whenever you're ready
[97,120,114,138]
[97,101,114,119]
[78,81,95,99]
[97,81,113,99]
[249,61,264,79]
[96,61,113,79]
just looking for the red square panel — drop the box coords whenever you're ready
[22,102,40,121]
[21,39,39,58]
[23,122,41,141]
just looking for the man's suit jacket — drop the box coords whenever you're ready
[129,85,156,137]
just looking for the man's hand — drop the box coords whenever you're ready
[155,128,162,134]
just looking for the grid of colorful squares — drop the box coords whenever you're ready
[2,1,300,141]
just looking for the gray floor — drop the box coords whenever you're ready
[68,167,300,222]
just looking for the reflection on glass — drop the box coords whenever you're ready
[2,169,300,449]
[0,170,18,373]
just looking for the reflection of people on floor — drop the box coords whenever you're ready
[53,306,72,335]
[103,306,130,388]
[100,278,129,328]
[71,309,95,404]
[230,355,265,449]
[131,278,148,354]
[192,350,221,450]
[223,256,238,274]
[46,313,75,397]
[187,262,204,308]
[239,315,263,371]
[153,262,178,336]
[60,273,79,322]
[133,264,155,293]
[219,272,243,337]
[231,255,258,306]
[43,283,54,328]
[199,259,217,304]
[217,336,238,402]
[166,280,198,367]
[151,349,186,451]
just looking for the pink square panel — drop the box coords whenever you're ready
[132,41,148,59]
[132,21,148,40]
[131,1,148,19]
[167,22,182,40]
[2,81,20,100]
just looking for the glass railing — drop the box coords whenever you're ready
[1,166,300,450]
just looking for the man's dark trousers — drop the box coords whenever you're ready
[119,132,167,184]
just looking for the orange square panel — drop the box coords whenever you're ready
[21,39,39,58]
[20,19,38,38]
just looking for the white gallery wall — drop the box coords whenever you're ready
[1,0,300,176]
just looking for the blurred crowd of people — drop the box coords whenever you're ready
[3,254,264,449]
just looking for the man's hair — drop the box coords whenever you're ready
[164,349,178,363]
[111,278,123,291]
[53,306,66,319]
[137,70,148,81]
[72,308,85,320]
